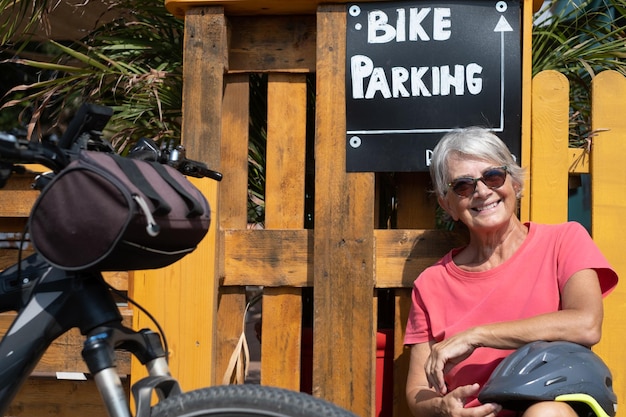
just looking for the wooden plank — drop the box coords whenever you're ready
[222,229,464,288]
[215,74,250,385]
[518,0,535,223]
[261,73,307,390]
[0,165,45,190]
[0,248,35,270]
[228,16,316,73]
[265,73,307,229]
[530,70,570,224]
[259,288,303,387]
[0,190,38,217]
[223,229,312,286]
[314,5,375,416]
[215,286,246,385]
[218,74,250,232]
[0,166,46,218]
[375,229,467,288]
[0,310,132,375]
[519,0,542,221]
[180,6,227,168]
[165,0,382,18]
[589,70,626,412]
[8,376,129,417]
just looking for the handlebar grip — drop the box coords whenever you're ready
[0,133,32,161]
[0,132,69,171]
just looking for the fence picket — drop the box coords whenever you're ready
[530,70,570,223]
[589,70,626,408]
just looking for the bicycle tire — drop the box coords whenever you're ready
[150,384,358,417]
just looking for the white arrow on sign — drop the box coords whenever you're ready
[494,15,513,132]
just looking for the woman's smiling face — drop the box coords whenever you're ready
[438,156,518,233]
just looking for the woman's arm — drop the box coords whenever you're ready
[424,268,604,395]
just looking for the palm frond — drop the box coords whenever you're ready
[533,0,626,145]
[0,0,52,45]
[1,0,184,147]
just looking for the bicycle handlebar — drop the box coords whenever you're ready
[0,132,69,171]
[0,103,222,184]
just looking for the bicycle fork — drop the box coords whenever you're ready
[0,254,183,417]
[83,324,183,417]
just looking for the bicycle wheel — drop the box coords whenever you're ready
[150,384,358,417]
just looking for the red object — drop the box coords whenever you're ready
[300,328,394,417]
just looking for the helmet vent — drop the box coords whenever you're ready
[545,376,567,386]
[519,357,548,375]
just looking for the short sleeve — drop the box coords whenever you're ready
[558,222,618,296]
[404,279,432,345]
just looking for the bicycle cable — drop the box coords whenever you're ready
[104,281,170,362]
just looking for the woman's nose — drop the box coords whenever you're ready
[473,179,493,196]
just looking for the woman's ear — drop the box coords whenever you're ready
[438,195,459,222]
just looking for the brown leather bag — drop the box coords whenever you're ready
[29,150,211,271]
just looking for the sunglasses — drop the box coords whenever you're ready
[447,166,508,198]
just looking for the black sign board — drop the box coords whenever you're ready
[346,0,522,172]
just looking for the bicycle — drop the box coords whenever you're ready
[0,104,357,417]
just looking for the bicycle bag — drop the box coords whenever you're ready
[29,150,211,271]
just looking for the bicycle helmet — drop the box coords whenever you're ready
[478,341,617,417]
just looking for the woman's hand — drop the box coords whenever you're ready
[407,343,500,417]
[435,384,502,417]
[425,332,479,395]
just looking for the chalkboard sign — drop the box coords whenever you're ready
[346,0,522,172]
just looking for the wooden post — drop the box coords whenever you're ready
[519,0,537,223]
[314,5,375,416]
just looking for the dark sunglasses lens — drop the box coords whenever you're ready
[482,169,507,188]
[451,179,476,197]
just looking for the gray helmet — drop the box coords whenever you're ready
[478,341,617,417]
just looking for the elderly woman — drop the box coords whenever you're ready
[404,127,618,417]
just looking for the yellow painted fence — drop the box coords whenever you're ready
[531,70,626,413]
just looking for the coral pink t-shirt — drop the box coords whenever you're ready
[404,221,618,406]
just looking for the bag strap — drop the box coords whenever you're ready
[113,155,172,215]
[151,162,205,217]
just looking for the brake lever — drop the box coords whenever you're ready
[128,138,223,181]
[178,160,223,181]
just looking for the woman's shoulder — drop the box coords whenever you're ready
[528,221,589,238]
